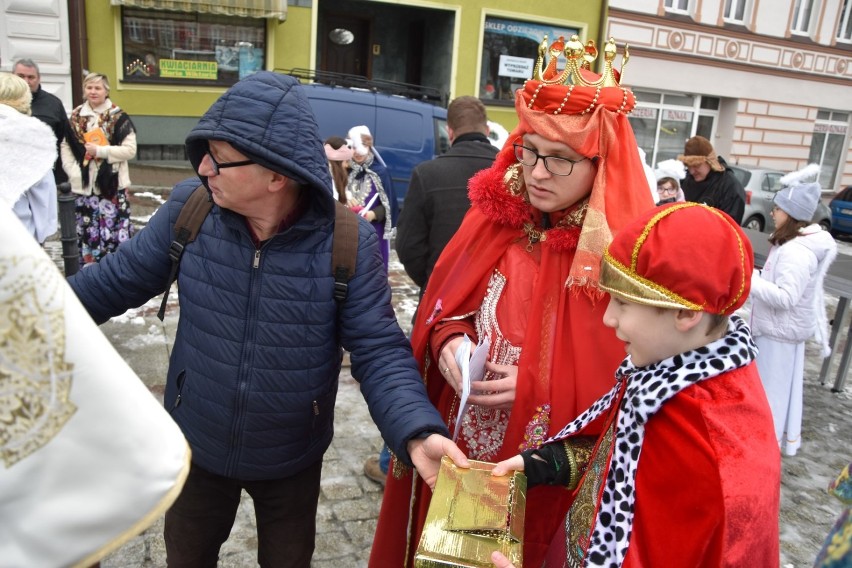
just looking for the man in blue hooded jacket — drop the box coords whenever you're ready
[67,71,466,567]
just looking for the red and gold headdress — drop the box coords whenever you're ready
[491,35,654,292]
[601,202,753,314]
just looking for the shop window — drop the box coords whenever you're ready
[120,8,266,86]
[479,15,579,105]
[809,110,849,189]
[628,91,719,166]
[838,0,852,42]
[791,0,816,35]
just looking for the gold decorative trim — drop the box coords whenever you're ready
[72,446,192,568]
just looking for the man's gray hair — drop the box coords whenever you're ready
[13,58,40,76]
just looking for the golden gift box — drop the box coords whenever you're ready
[415,457,527,568]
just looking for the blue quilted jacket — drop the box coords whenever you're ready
[68,72,448,480]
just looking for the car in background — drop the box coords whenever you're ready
[729,164,832,233]
[829,186,852,237]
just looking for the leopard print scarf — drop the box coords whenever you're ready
[547,315,756,566]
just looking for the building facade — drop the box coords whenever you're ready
[0,0,73,110]
[608,0,852,191]
[33,0,605,159]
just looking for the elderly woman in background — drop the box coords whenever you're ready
[60,72,136,264]
[0,72,58,245]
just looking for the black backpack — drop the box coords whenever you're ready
[157,185,359,320]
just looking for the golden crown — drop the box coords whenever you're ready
[533,35,629,88]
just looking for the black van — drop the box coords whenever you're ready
[286,69,449,208]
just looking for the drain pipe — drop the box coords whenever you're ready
[67,0,88,107]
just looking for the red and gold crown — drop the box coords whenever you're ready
[533,35,629,88]
[600,203,753,315]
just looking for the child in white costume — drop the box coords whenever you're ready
[750,163,837,456]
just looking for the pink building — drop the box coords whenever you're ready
[608,0,852,192]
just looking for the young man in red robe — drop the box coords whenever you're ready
[370,35,654,567]
[492,203,781,567]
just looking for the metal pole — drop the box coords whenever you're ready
[820,296,847,384]
[57,182,80,276]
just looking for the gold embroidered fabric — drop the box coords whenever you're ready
[0,256,76,468]
[450,270,520,460]
[564,424,615,568]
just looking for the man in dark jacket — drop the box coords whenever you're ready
[67,72,466,568]
[396,96,499,291]
[679,135,746,224]
[361,97,498,486]
[13,58,67,183]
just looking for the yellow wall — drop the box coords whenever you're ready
[453,0,605,130]
[88,0,604,127]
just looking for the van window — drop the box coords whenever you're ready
[435,117,449,154]
[376,108,424,152]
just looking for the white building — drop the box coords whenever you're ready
[0,0,72,110]
[608,0,852,191]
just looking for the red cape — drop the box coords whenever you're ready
[370,152,641,567]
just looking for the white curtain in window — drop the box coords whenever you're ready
[110,0,287,21]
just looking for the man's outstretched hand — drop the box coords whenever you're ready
[407,434,469,489]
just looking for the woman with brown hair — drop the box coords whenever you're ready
[323,135,352,204]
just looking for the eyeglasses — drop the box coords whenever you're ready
[658,185,678,195]
[206,150,254,175]
[513,143,588,176]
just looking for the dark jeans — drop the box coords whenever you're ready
[164,460,323,568]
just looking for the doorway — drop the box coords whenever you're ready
[320,13,371,77]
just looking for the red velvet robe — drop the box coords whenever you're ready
[547,363,781,567]
[369,166,635,568]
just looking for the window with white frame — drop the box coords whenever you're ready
[628,91,720,167]
[791,0,816,35]
[665,0,691,13]
[838,0,852,42]
[723,0,751,23]
[809,110,849,189]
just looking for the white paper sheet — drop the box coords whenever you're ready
[452,334,491,441]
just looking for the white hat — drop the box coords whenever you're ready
[348,125,371,158]
[775,163,822,222]
[654,159,687,183]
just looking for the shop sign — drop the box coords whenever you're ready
[159,59,218,80]
[498,55,534,79]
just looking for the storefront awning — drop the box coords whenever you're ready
[110,0,287,21]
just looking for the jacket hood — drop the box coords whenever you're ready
[185,72,333,200]
[798,225,837,260]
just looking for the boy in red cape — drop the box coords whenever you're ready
[370,36,654,567]
[492,203,781,568]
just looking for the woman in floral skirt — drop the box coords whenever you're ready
[61,72,136,264]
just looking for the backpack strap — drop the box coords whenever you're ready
[157,185,213,321]
[332,201,360,304]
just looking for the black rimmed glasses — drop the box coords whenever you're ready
[513,143,589,176]
[206,150,254,175]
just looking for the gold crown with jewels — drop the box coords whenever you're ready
[533,35,629,88]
